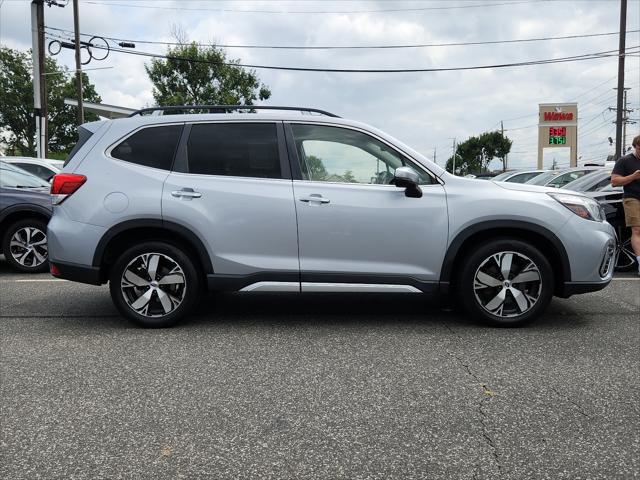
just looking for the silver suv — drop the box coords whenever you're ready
[47,106,616,328]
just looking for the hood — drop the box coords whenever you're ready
[493,181,566,195]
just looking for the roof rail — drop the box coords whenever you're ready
[128,105,340,118]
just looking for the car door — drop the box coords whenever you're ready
[286,122,448,289]
[162,121,300,280]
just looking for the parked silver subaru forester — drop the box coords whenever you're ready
[47,106,616,328]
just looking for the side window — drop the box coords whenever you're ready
[111,125,182,170]
[290,124,433,185]
[187,123,281,179]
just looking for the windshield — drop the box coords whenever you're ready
[525,170,561,186]
[0,165,50,188]
[491,171,513,181]
[561,170,608,192]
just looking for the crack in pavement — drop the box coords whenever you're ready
[549,386,590,418]
[442,321,503,478]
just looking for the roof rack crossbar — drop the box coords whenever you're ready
[128,105,340,118]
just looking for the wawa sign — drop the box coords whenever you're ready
[537,103,578,168]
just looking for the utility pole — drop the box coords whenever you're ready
[501,120,508,171]
[73,0,84,125]
[614,0,627,160]
[30,0,47,157]
[610,87,634,155]
[433,146,436,165]
[452,138,457,175]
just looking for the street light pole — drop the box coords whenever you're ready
[30,0,47,157]
[73,0,84,125]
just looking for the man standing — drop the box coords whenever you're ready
[611,134,640,276]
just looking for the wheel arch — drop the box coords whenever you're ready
[440,220,571,296]
[92,219,214,282]
[0,205,51,251]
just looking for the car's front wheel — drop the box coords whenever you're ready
[458,239,554,327]
[109,241,201,328]
[614,226,638,272]
[2,218,49,273]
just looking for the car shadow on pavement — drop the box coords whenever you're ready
[178,292,590,330]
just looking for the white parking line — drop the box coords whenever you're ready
[1,279,67,282]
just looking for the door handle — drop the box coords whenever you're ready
[298,194,330,204]
[171,188,202,199]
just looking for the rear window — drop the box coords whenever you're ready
[111,125,182,170]
[64,126,94,167]
[187,123,281,178]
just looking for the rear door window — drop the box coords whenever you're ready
[111,125,183,170]
[186,123,282,179]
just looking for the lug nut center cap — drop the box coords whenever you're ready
[150,281,159,288]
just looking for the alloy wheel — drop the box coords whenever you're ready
[120,252,187,318]
[473,251,542,318]
[615,231,638,272]
[9,227,48,268]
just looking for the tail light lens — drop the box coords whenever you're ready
[51,173,87,205]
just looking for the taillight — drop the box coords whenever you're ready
[51,173,87,205]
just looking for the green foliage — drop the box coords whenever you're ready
[304,155,358,183]
[306,154,328,180]
[445,131,512,175]
[144,42,271,106]
[0,47,101,156]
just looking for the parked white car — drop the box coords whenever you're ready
[1,156,61,182]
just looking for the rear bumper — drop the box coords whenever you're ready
[49,260,102,285]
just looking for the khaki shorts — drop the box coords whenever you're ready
[623,197,640,227]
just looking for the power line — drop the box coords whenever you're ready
[80,0,548,14]
[43,34,640,73]
[497,67,640,126]
[43,26,640,50]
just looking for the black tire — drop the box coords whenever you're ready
[614,227,638,272]
[458,238,554,327]
[2,218,49,273]
[109,241,201,328]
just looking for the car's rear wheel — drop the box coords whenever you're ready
[458,239,554,327]
[109,241,201,327]
[2,218,49,273]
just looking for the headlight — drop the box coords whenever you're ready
[548,192,604,222]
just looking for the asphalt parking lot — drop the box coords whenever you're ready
[0,262,638,480]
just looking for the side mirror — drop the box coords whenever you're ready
[393,166,423,198]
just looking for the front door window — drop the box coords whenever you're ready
[290,124,432,185]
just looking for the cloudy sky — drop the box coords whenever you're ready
[1,0,639,170]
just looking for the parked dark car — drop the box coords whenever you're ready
[0,161,52,272]
[587,186,637,272]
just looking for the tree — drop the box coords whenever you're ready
[305,155,328,180]
[0,47,102,158]
[445,131,512,175]
[145,41,271,107]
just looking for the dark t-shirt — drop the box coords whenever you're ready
[612,152,640,200]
